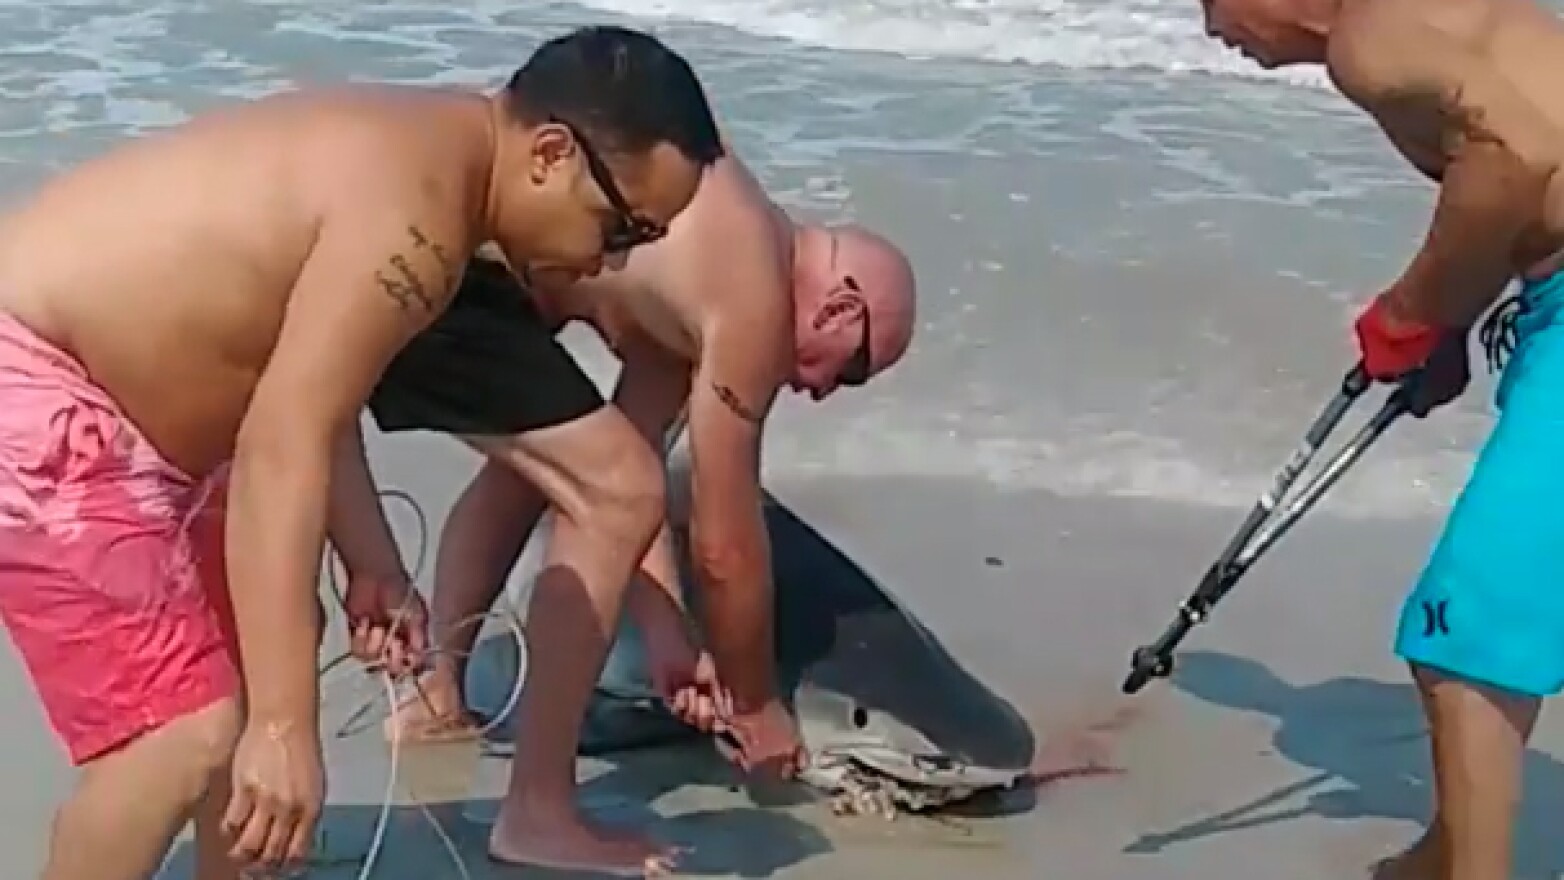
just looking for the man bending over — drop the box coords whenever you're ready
[0,25,721,880]
[1198,0,1564,877]
[348,151,915,866]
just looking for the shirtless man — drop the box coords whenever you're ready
[348,153,915,866]
[1197,0,1564,877]
[0,25,722,880]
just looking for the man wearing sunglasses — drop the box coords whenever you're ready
[0,24,723,880]
[345,145,915,872]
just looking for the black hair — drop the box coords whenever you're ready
[504,25,724,167]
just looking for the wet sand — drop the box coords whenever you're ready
[2,414,1562,879]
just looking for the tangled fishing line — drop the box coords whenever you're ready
[314,488,529,880]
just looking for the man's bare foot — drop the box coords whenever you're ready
[488,802,682,877]
[1370,830,1442,880]
[382,684,485,744]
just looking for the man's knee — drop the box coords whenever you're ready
[575,435,665,541]
[147,697,243,784]
[477,408,667,542]
[74,696,241,820]
[1413,663,1543,729]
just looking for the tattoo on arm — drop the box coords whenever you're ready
[712,383,763,425]
[374,225,458,316]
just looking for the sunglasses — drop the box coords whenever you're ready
[551,115,667,253]
[836,275,872,388]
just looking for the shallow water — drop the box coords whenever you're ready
[0,0,1526,517]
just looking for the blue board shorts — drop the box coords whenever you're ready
[1395,268,1564,696]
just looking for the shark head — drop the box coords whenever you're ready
[763,503,1037,785]
[677,483,1037,788]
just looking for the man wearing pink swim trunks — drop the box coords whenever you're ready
[0,25,721,880]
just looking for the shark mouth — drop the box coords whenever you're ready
[785,682,1029,817]
[562,684,1029,819]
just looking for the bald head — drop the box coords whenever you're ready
[831,223,917,377]
[790,222,917,399]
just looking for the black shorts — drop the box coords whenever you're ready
[367,260,605,437]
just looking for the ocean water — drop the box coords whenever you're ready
[0,0,1537,519]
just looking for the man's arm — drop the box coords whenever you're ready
[684,302,789,713]
[610,338,695,628]
[228,208,461,728]
[1329,1,1564,327]
[326,418,407,581]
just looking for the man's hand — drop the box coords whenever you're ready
[223,718,325,873]
[1355,293,1471,415]
[1404,329,1471,417]
[720,700,807,779]
[635,590,731,733]
[1354,292,1443,381]
[343,572,428,676]
[656,647,731,735]
[668,652,731,734]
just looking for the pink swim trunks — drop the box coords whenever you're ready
[0,311,239,765]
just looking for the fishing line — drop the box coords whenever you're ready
[315,488,530,880]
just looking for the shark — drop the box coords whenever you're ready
[465,466,1036,816]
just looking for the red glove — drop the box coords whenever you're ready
[1354,293,1441,381]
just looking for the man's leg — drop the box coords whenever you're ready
[389,341,696,743]
[40,700,241,880]
[366,265,611,743]
[1371,678,1448,880]
[473,408,673,875]
[191,760,244,880]
[386,458,548,741]
[1375,331,1564,880]
[0,311,244,880]
[1375,671,1539,880]
[362,265,677,871]
[11,504,245,880]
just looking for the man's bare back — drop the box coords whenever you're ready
[0,86,494,474]
[1324,0,1564,287]
[536,153,793,367]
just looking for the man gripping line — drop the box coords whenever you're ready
[0,26,723,880]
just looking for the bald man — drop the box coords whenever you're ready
[339,151,915,870]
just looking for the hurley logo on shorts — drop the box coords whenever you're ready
[1419,599,1451,638]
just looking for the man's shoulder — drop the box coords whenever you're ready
[654,179,786,301]
[1329,0,1556,109]
[1331,0,1507,62]
[673,207,790,328]
[680,157,779,236]
[1326,0,1449,104]
[296,93,491,239]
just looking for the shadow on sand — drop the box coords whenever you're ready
[159,710,833,880]
[160,797,828,879]
[1125,649,1564,878]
